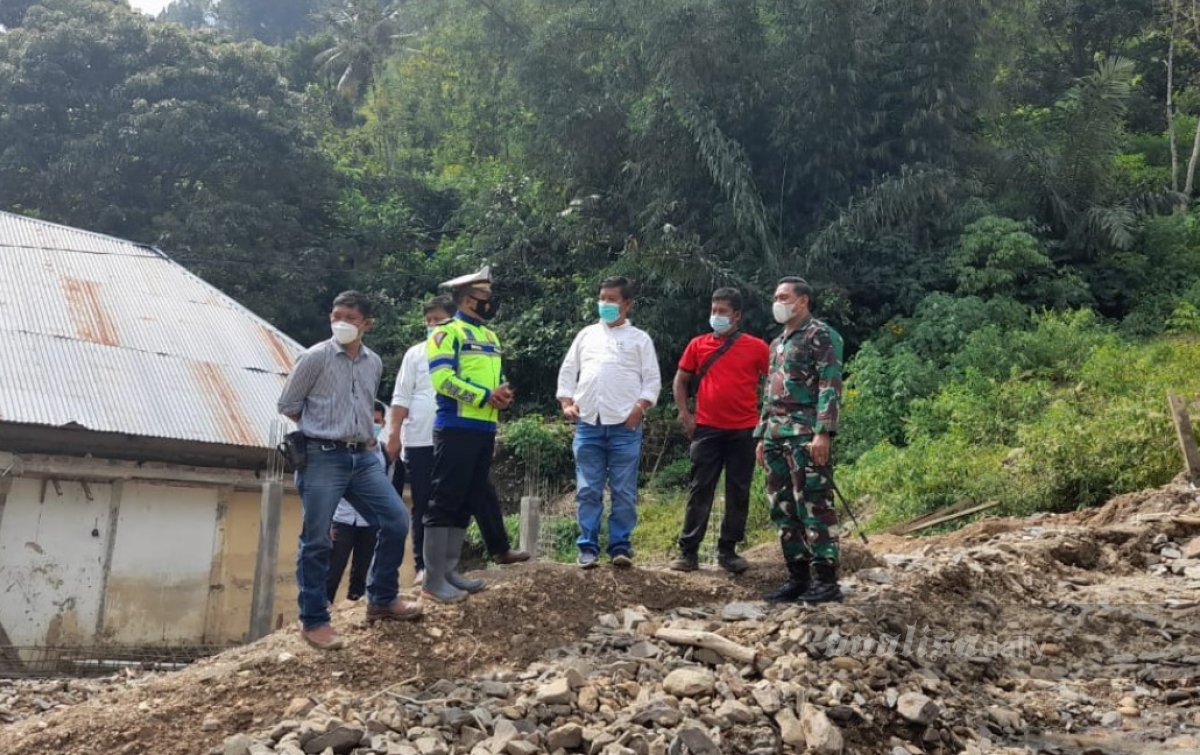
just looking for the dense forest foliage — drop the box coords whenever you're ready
[5,0,1200,523]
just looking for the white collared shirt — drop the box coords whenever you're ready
[391,341,436,449]
[556,321,661,425]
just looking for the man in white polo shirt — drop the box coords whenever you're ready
[386,296,453,585]
[557,276,661,568]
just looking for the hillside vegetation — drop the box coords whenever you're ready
[4,0,1200,528]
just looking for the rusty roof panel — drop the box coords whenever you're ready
[0,212,306,449]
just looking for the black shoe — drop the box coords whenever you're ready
[764,579,808,602]
[493,550,530,565]
[717,552,749,574]
[669,552,699,572]
[797,581,843,603]
[764,560,810,602]
[798,561,843,604]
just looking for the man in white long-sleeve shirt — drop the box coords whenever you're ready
[386,296,452,585]
[557,276,661,568]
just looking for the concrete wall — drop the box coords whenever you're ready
[0,465,304,649]
[100,483,219,644]
[204,488,303,643]
[0,478,114,647]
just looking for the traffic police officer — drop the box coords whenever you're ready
[422,266,516,602]
[755,276,845,604]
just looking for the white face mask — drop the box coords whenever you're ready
[331,321,359,344]
[772,301,794,324]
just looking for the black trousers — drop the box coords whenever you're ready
[477,478,512,556]
[425,428,512,554]
[400,445,434,570]
[677,426,757,554]
[326,521,377,602]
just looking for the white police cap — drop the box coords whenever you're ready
[440,265,491,291]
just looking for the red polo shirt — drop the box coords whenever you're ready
[679,332,770,430]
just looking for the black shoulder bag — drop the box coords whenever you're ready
[687,332,742,397]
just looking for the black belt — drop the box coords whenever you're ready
[308,438,375,452]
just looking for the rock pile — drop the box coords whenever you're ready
[209,598,1027,755]
[8,478,1200,755]
[0,675,136,725]
[202,494,1200,755]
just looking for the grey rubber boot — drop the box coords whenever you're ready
[421,528,467,603]
[445,527,485,593]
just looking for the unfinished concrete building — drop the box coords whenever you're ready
[0,211,305,670]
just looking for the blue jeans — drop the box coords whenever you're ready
[573,421,642,557]
[296,443,409,629]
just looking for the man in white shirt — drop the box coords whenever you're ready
[386,296,527,585]
[327,402,388,602]
[557,276,661,568]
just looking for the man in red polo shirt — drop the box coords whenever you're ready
[669,287,770,573]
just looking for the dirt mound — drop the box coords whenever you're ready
[4,561,799,755]
[1071,475,1200,527]
[7,481,1200,755]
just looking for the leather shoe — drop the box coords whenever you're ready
[366,598,424,622]
[669,553,699,572]
[493,550,530,565]
[301,624,344,650]
[718,552,750,574]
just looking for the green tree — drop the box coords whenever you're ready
[315,0,409,99]
[0,0,42,28]
[0,0,345,340]
[220,0,323,44]
[156,0,217,29]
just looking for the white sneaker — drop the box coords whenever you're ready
[413,569,425,586]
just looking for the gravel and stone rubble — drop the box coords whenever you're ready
[6,478,1200,755]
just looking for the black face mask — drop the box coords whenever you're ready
[473,295,498,320]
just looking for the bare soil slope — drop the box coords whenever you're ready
[5,479,1200,755]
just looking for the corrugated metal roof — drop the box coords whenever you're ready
[0,212,305,449]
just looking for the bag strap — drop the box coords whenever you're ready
[695,332,742,383]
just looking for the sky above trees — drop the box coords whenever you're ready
[128,0,169,14]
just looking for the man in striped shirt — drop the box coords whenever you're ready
[278,290,423,650]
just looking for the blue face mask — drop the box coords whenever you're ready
[710,315,732,334]
[598,301,621,323]
[374,422,384,439]
[426,326,434,337]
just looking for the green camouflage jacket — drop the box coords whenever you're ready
[755,315,843,440]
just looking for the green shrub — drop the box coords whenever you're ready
[500,414,574,483]
[844,320,1200,525]
[465,513,522,555]
[543,515,581,562]
[844,438,1012,529]
[1013,338,1193,511]
[649,457,692,490]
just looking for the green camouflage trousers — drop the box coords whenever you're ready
[763,438,840,564]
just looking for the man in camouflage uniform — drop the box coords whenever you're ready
[754,276,844,604]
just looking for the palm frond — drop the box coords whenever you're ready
[663,88,778,269]
[806,165,971,268]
